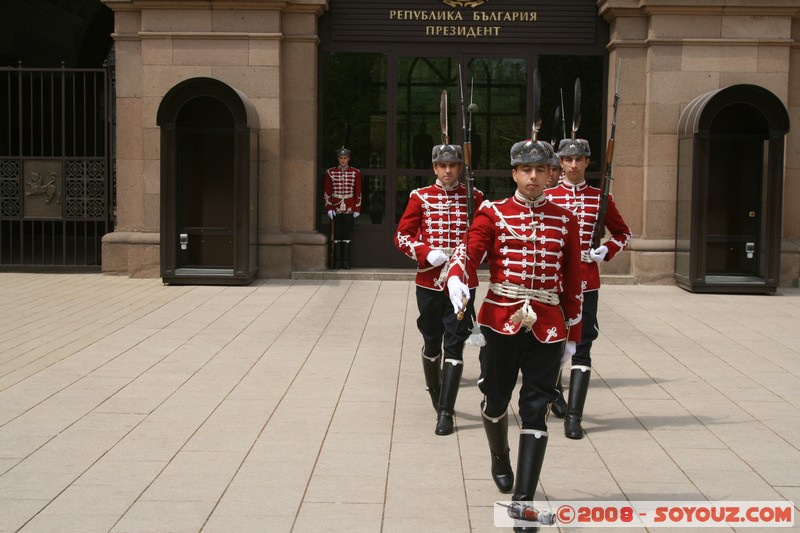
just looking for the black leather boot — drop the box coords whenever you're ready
[564,366,591,440]
[551,370,567,418]
[435,359,463,435]
[482,410,514,493]
[333,241,343,269]
[512,430,549,533]
[342,241,351,269]
[421,348,441,411]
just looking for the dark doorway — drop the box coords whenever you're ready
[176,98,236,271]
[158,77,259,285]
[0,0,114,68]
[706,129,764,276]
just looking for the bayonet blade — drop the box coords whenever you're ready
[552,105,562,146]
[531,67,542,141]
[440,89,449,145]
[457,65,468,142]
[572,78,581,139]
[341,122,349,148]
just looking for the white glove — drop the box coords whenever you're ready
[353,212,360,218]
[426,250,448,267]
[327,210,336,219]
[447,276,470,314]
[589,245,608,263]
[562,341,577,367]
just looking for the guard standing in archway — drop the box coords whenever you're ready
[324,147,362,269]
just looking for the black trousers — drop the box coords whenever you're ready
[478,327,562,431]
[415,286,475,361]
[332,213,355,241]
[573,289,599,367]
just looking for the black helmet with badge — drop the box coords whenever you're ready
[432,144,463,164]
[556,138,591,158]
[510,139,554,167]
[336,147,351,158]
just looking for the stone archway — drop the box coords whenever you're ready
[676,84,790,293]
[157,77,260,285]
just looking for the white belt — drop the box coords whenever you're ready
[332,193,353,199]
[488,282,560,306]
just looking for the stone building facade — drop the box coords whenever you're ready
[98,0,800,288]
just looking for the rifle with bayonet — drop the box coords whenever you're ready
[591,58,621,249]
[456,65,476,321]
[458,65,476,225]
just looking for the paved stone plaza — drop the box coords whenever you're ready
[0,274,798,532]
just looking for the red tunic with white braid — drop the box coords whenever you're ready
[448,192,583,344]
[545,180,631,292]
[323,165,362,214]
[395,181,484,291]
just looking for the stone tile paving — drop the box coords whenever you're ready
[0,275,797,532]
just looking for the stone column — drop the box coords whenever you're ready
[261,2,328,278]
[100,1,156,277]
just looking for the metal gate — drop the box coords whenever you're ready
[0,65,114,270]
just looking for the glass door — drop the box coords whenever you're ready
[392,56,457,268]
[319,51,603,268]
[386,55,530,268]
[464,57,530,201]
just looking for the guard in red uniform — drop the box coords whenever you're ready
[546,138,631,439]
[542,140,562,188]
[395,143,485,436]
[323,147,362,269]
[447,139,582,528]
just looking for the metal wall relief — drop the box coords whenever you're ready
[23,160,62,218]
